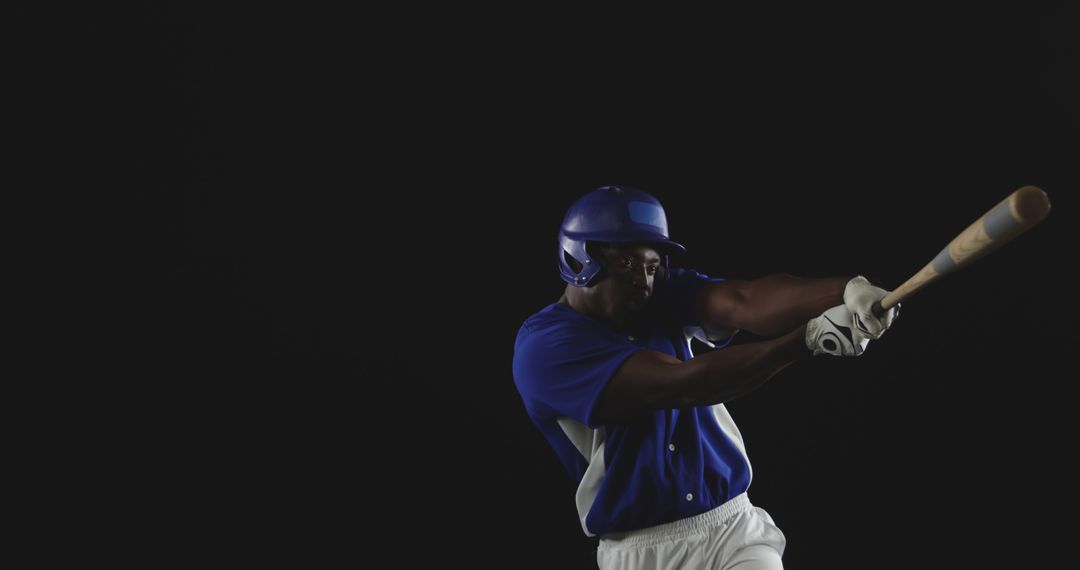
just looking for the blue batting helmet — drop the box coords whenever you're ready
[558,185,686,286]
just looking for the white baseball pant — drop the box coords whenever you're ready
[596,493,786,570]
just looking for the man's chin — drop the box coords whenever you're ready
[617,299,650,323]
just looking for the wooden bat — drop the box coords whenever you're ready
[871,185,1051,317]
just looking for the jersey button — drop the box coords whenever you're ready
[685,493,694,501]
[668,443,676,452]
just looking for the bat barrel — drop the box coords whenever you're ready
[1010,185,1052,226]
[874,186,1049,315]
[935,186,1049,274]
[982,185,1050,242]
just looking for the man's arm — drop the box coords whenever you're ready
[696,274,850,338]
[593,326,808,423]
[593,274,851,423]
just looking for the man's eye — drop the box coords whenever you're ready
[646,266,657,275]
[623,257,634,268]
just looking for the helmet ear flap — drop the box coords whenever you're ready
[576,242,607,285]
[559,241,603,286]
[562,250,583,273]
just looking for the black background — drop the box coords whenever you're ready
[125,3,1078,567]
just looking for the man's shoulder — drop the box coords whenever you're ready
[516,302,622,354]
[520,303,579,335]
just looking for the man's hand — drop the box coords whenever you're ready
[805,305,871,356]
[843,275,899,339]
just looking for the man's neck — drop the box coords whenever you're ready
[559,285,585,312]
[560,285,636,333]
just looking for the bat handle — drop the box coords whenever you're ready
[871,300,886,318]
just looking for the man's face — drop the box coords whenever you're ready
[590,243,662,324]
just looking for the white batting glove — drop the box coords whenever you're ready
[805,305,871,356]
[843,275,899,340]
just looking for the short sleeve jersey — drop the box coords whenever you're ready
[513,268,753,536]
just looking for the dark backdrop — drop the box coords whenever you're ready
[135,3,1077,568]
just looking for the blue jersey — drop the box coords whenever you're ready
[512,268,753,536]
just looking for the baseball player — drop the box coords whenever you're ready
[512,185,899,569]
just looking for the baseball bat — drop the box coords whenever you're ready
[870,185,1051,317]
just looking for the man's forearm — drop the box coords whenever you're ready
[702,274,848,337]
[675,326,808,407]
